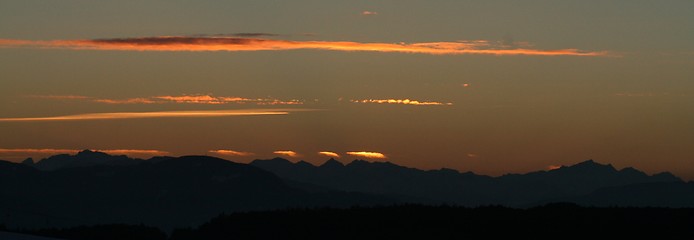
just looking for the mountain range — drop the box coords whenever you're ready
[2,150,692,230]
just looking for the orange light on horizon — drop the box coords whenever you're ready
[0,148,169,161]
[547,165,562,170]
[209,149,255,157]
[274,150,299,157]
[0,36,609,56]
[346,151,387,159]
[318,151,340,158]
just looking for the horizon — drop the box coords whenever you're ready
[2,1,694,182]
[6,149,685,180]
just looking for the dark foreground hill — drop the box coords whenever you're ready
[15,205,694,240]
[0,152,392,230]
[2,150,692,231]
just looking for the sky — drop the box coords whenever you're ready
[1,0,693,179]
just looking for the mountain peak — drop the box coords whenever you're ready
[21,157,35,166]
[76,149,110,158]
[320,158,344,168]
[570,159,615,170]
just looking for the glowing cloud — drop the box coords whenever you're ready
[274,150,299,157]
[86,95,303,105]
[99,149,169,156]
[0,109,311,121]
[209,149,254,157]
[350,99,453,106]
[547,165,562,170]
[0,36,607,56]
[93,98,157,104]
[346,151,387,159]
[0,148,79,155]
[318,151,340,158]
[362,11,378,16]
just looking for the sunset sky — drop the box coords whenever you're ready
[1,1,693,179]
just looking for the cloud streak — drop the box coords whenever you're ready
[30,94,303,105]
[351,99,452,106]
[346,151,387,159]
[28,95,92,100]
[274,150,299,157]
[0,36,607,56]
[318,151,340,158]
[0,109,312,121]
[209,149,255,157]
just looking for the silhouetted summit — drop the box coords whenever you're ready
[0,153,392,230]
[2,151,691,232]
[31,150,142,171]
[252,158,684,206]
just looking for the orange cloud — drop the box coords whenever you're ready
[318,151,340,158]
[92,95,303,105]
[346,151,387,159]
[362,11,378,16]
[155,95,224,104]
[97,149,169,156]
[274,150,299,157]
[350,99,453,106]
[0,148,79,155]
[93,98,157,104]
[209,149,254,157]
[0,36,607,56]
[0,109,310,121]
[547,165,562,170]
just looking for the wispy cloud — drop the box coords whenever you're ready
[28,95,92,100]
[318,151,340,158]
[151,95,303,105]
[30,94,303,105]
[0,148,78,155]
[274,150,299,157]
[361,11,378,16]
[93,98,157,104]
[350,99,453,106]
[346,151,387,159]
[209,149,255,157]
[0,36,607,56]
[0,109,311,121]
[99,149,169,156]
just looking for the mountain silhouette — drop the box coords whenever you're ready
[251,158,681,206]
[2,151,688,231]
[30,150,143,171]
[0,153,393,230]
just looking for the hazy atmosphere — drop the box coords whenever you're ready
[1,0,693,179]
